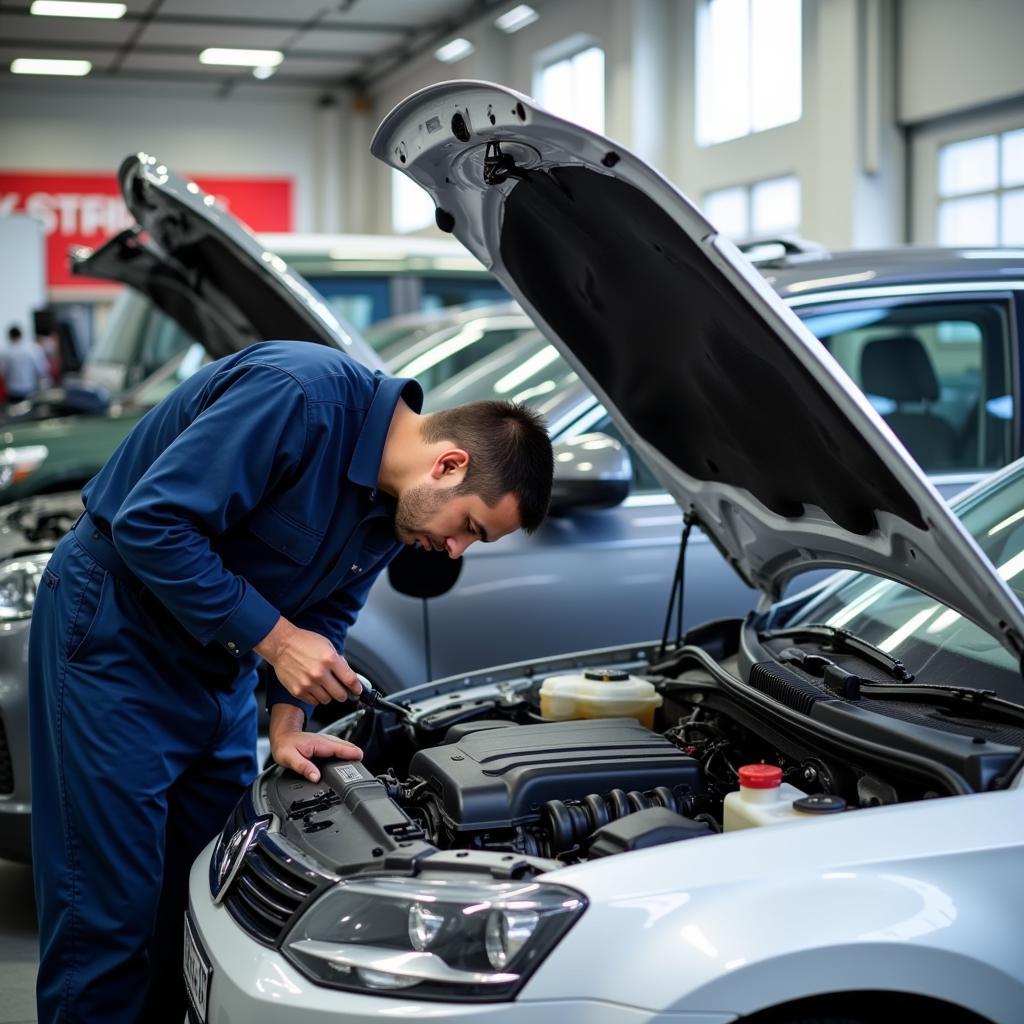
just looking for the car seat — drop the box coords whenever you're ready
[859,334,958,469]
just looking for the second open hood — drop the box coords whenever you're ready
[373,81,1024,663]
[71,154,382,370]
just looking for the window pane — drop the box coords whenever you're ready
[938,135,998,196]
[751,175,800,234]
[750,0,801,132]
[538,46,605,133]
[802,300,1012,473]
[703,186,749,238]
[938,195,998,245]
[1001,128,1024,187]
[697,0,750,145]
[1001,189,1024,245]
[391,168,434,234]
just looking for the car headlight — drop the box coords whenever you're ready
[0,553,50,619]
[0,446,48,490]
[284,875,585,1001]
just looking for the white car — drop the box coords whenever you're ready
[185,82,1024,1024]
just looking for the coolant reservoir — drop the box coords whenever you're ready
[723,765,814,831]
[539,669,662,728]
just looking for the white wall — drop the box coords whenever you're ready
[362,0,907,249]
[899,0,1024,124]
[0,77,340,232]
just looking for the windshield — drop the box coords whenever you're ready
[787,462,1024,697]
[424,333,578,412]
[386,319,535,394]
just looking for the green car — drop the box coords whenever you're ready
[0,345,200,502]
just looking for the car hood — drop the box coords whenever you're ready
[373,80,1024,662]
[69,153,383,369]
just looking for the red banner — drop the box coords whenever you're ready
[0,171,293,289]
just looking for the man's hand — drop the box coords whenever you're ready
[255,617,362,705]
[269,704,362,783]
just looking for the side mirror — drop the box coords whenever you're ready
[388,545,463,599]
[548,432,632,516]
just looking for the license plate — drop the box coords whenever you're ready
[183,911,211,1024]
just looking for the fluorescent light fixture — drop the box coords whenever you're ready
[434,37,474,63]
[494,4,539,32]
[30,0,125,17]
[11,57,91,75]
[252,65,277,80]
[199,48,283,68]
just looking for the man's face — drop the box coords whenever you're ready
[394,483,521,559]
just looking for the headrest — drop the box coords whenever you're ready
[860,335,939,403]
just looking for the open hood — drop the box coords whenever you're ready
[373,81,1024,662]
[70,153,382,370]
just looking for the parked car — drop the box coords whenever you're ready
[6,160,1024,864]
[186,80,1024,1024]
[0,217,508,429]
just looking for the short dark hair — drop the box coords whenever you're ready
[421,400,553,533]
[7,325,21,342]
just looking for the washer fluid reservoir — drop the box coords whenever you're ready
[539,669,663,728]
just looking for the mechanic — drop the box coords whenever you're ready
[28,339,554,1024]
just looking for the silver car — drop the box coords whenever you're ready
[185,80,1024,1024]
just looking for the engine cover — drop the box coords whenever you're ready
[408,718,700,832]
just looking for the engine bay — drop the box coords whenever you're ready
[265,626,1024,876]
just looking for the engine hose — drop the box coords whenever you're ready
[543,785,684,854]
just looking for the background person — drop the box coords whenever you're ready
[2,323,50,403]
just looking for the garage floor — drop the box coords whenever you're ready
[0,859,38,1023]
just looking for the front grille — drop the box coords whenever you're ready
[223,835,320,946]
[0,715,13,794]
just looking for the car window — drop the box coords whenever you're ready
[420,277,509,312]
[786,461,1024,699]
[131,343,210,407]
[800,299,1013,474]
[425,335,578,412]
[389,325,531,394]
[305,276,391,332]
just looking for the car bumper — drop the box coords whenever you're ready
[189,841,734,1024]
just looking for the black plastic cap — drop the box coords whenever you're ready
[792,794,848,815]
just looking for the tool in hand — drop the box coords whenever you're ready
[352,673,411,718]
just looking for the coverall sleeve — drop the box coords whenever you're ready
[110,361,309,656]
[265,560,386,714]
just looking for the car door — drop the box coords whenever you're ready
[792,290,1019,500]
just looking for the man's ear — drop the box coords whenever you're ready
[430,448,470,481]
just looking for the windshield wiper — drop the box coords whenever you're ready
[759,624,914,682]
[771,644,1024,724]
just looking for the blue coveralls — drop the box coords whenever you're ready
[28,341,421,1023]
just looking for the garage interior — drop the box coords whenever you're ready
[3,2,1024,1022]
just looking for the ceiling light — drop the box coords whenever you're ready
[11,57,92,75]
[199,48,283,68]
[30,0,125,17]
[434,37,474,63]
[252,65,277,80]
[494,4,539,32]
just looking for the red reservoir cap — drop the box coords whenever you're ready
[738,764,783,789]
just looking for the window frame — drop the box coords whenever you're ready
[532,34,606,135]
[910,106,1024,244]
[793,288,1022,485]
[695,0,803,147]
[702,174,802,240]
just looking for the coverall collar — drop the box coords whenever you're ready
[347,375,423,497]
